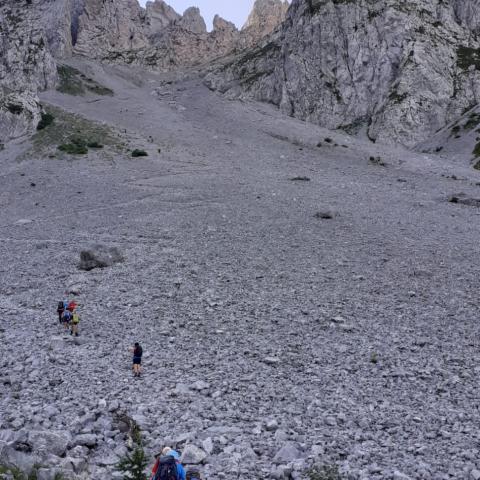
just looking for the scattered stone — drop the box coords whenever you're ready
[266,419,279,432]
[181,444,207,465]
[264,356,281,366]
[290,176,310,182]
[78,245,124,271]
[73,434,98,448]
[273,442,304,464]
[448,194,480,207]
[314,210,335,220]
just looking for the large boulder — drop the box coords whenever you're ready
[0,442,41,475]
[78,245,124,271]
[27,431,71,457]
[181,444,207,465]
[72,433,98,448]
[0,91,43,143]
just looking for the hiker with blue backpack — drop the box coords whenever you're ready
[151,448,186,480]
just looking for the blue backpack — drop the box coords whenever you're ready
[154,456,177,480]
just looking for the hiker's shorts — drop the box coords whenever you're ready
[133,358,142,365]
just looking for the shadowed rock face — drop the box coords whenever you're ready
[205,0,480,148]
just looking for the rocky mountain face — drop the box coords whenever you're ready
[0,1,57,143]
[242,0,289,46]
[74,0,149,57]
[0,0,289,144]
[205,0,480,148]
[74,0,289,69]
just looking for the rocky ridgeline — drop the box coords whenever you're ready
[205,0,480,149]
[74,0,289,69]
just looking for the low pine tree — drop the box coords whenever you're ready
[116,446,148,480]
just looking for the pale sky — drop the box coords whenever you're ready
[139,0,256,30]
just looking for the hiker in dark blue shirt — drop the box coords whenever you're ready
[129,342,143,377]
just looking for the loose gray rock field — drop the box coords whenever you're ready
[1,60,480,480]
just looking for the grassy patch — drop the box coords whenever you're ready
[26,105,123,160]
[473,142,480,158]
[37,112,54,130]
[86,83,114,96]
[58,140,88,155]
[57,65,85,95]
[307,465,342,480]
[131,149,148,157]
[0,464,36,480]
[463,113,480,130]
[57,65,113,97]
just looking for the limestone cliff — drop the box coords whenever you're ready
[205,0,480,148]
[74,0,149,56]
[72,0,289,69]
[242,0,289,46]
[0,0,289,143]
[0,1,57,143]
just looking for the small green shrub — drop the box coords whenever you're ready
[307,465,342,480]
[116,446,148,480]
[0,464,38,480]
[369,156,386,167]
[463,113,480,131]
[87,141,103,149]
[131,149,148,157]
[37,112,54,130]
[474,159,480,170]
[58,142,88,155]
